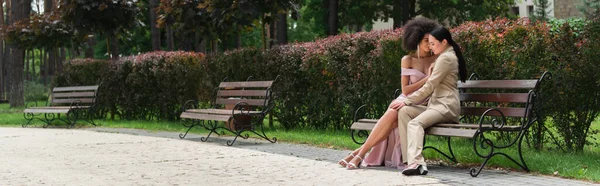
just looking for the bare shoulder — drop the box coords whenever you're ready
[401,55,413,68]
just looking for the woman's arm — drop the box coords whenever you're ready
[400,56,428,96]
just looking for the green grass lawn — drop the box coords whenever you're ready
[1,103,598,183]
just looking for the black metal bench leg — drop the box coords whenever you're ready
[469,156,491,177]
[23,113,35,128]
[423,136,458,163]
[200,121,218,142]
[517,134,530,172]
[227,132,242,146]
[179,119,199,139]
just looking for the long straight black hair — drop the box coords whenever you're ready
[430,27,467,82]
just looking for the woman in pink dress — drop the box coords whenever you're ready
[339,17,440,169]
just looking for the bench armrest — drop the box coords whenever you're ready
[25,101,39,109]
[181,100,199,113]
[477,108,509,131]
[354,104,376,122]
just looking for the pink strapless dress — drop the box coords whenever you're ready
[362,68,427,169]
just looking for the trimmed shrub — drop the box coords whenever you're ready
[54,18,600,151]
[54,52,205,121]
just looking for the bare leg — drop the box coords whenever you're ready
[348,108,399,168]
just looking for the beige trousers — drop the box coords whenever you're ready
[397,105,448,166]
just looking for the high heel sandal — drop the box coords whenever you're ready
[338,153,355,167]
[346,155,363,170]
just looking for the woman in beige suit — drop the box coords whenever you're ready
[391,26,468,176]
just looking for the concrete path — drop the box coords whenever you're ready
[0,127,596,186]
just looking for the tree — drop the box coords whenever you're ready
[7,0,30,107]
[62,0,140,59]
[579,0,600,19]
[531,0,552,22]
[149,0,161,51]
[0,0,5,101]
[326,0,338,36]
[419,0,514,26]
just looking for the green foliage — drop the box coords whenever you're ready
[54,52,205,121]
[2,14,74,49]
[548,18,587,36]
[453,18,600,152]
[23,81,48,102]
[62,0,140,36]
[531,0,552,22]
[418,0,515,26]
[55,17,600,151]
[579,0,600,19]
[547,19,600,151]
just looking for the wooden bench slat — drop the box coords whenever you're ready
[215,98,266,106]
[219,81,273,88]
[460,93,530,103]
[53,85,99,92]
[217,90,268,97]
[185,109,262,115]
[24,108,70,114]
[28,106,91,109]
[357,119,378,123]
[426,127,477,138]
[458,80,537,89]
[52,98,95,104]
[180,112,230,121]
[461,107,527,117]
[53,92,96,98]
[350,122,377,131]
[433,123,522,130]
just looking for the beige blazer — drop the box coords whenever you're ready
[403,47,461,123]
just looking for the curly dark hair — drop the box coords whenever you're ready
[401,17,440,51]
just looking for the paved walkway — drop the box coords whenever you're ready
[0,127,596,186]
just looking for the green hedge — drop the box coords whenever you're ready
[55,52,205,120]
[55,18,600,151]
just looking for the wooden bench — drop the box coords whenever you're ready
[179,77,279,146]
[350,72,550,177]
[23,85,100,128]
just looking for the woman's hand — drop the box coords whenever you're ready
[427,64,434,77]
[389,99,406,110]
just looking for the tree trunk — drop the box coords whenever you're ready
[8,0,28,107]
[25,49,29,81]
[235,33,242,49]
[261,15,267,50]
[4,0,11,99]
[394,0,416,28]
[269,21,275,48]
[276,12,288,45]
[48,48,55,76]
[149,0,161,51]
[327,0,339,36]
[108,34,119,59]
[43,50,48,86]
[211,40,218,54]
[198,38,206,53]
[166,21,174,51]
[58,47,65,72]
[44,0,52,14]
[0,0,5,100]
[31,49,36,81]
[85,35,96,58]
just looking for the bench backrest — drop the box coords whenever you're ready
[458,80,538,118]
[456,72,549,128]
[50,85,99,106]
[215,81,274,107]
